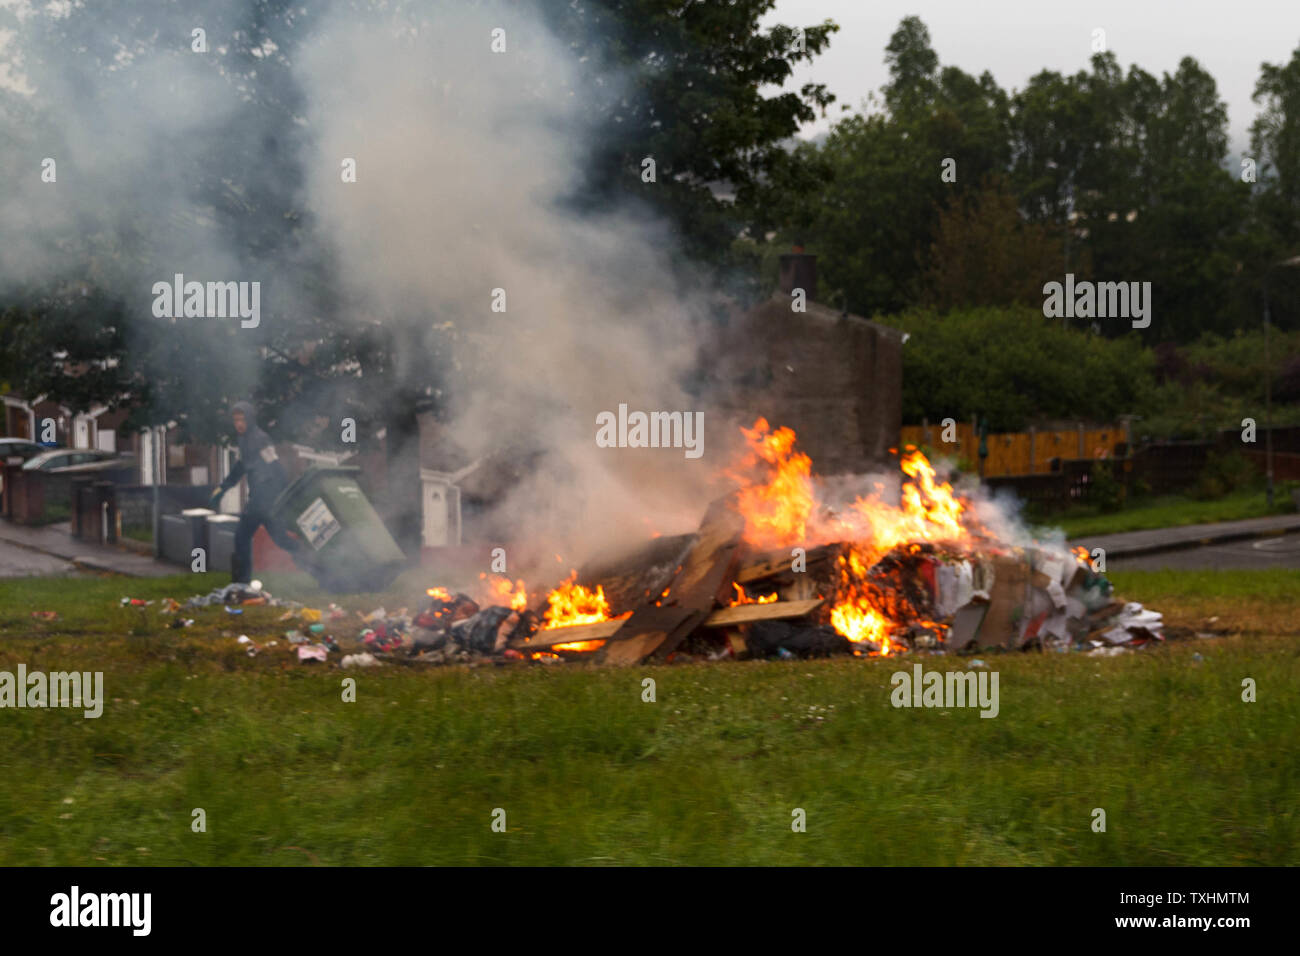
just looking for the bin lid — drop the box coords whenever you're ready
[181,508,215,517]
[271,465,362,515]
[206,514,240,524]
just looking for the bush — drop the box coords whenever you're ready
[879,306,1156,431]
[1191,451,1260,500]
[1089,460,1125,512]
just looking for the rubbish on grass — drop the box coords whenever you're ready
[297,644,328,663]
[185,583,301,610]
[341,652,379,669]
[30,611,58,620]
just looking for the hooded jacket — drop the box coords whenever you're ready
[218,401,289,504]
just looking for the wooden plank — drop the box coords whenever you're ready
[509,618,625,650]
[647,497,747,662]
[597,495,745,666]
[510,600,822,651]
[599,606,704,666]
[734,543,835,584]
[703,598,823,628]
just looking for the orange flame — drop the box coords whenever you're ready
[726,417,816,549]
[480,572,528,612]
[543,572,628,652]
[729,422,974,655]
[730,582,779,606]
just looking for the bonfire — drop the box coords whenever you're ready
[410,419,1162,664]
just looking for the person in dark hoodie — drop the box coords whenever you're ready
[209,401,308,584]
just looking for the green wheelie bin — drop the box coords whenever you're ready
[270,465,407,593]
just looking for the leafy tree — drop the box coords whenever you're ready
[794,17,1011,316]
[878,306,1155,431]
[1251,42,1300,249]
[539,0,839,298]
[921,179,1063,311]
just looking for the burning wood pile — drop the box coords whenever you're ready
[409,419,1163,666]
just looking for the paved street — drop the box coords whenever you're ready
[1070,513,1300,572]
[0,537,82,577]
[0,520,176,577]
[1106,533,1300,571]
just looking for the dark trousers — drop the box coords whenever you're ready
[232,500,305,584]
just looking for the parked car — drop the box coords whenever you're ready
[0,439,53,507]
[22,449,130,472]
[0,438,48,462]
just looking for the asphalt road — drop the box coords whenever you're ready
[0,538,82,577]
[1108,533,1300,571]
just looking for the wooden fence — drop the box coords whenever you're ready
[899,421,1126,478]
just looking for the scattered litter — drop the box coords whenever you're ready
[30,611,58,621]
[341,652,379,669]
[1088,645,1127,657]
[184,583,301,610]
[297,644,328,663]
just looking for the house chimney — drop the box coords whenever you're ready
[778,245,817,302]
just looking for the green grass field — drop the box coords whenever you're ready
[1,569,1296,865]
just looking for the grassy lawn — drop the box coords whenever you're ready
[1047,488,1295,539]
[0,569,1296,865]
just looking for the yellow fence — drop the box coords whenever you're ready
[899,423,1125,478]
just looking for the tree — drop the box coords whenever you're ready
[539,0,839,298]
[1251,42,1300,249]
[921,179,1063,311]
[795,17,1011,316]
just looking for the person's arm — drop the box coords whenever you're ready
[211,458,245,502]
[221,457,245,491]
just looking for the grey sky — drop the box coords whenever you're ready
[766,0,1300,154]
